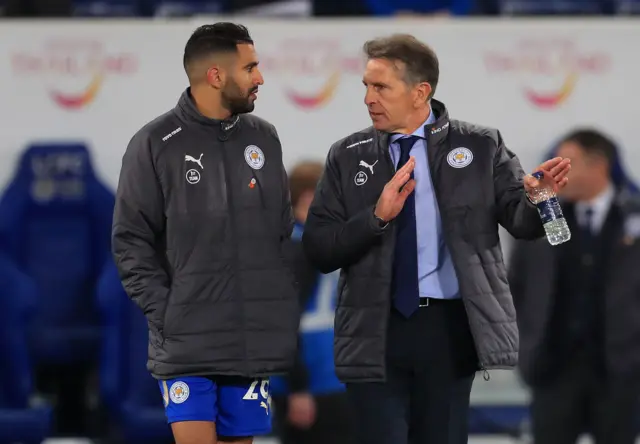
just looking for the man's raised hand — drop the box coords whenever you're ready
[374,157,416,222]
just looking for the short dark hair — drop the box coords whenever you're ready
[363,34,439,98]
[183,23,253,75]
[560,128,616,166]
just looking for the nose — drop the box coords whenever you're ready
[364,87,376,107]
[254,68,264,86]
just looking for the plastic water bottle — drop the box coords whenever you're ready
[528,171,571,246]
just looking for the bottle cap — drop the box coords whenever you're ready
[532,171,544,180]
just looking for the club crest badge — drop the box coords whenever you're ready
[245,145,265,170]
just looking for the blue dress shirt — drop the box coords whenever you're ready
[389,110,460,299]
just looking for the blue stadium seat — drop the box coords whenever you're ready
[152,0,225,16]
[0,252,52,444]
[0,142,114,367]
[72,0,141,16]
[496,0,609,14]
[97,260,172,443]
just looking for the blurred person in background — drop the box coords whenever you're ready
[509,128,640,444]
[112,22,298,444]
[302,33,570,444]
[271,161,355,444]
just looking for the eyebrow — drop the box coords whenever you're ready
[363,80,388,88]
[244,61,259,70]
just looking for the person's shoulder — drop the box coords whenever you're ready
[240,114,279,140]
[451,119,500,143]
[618,186,640,215]
[128,109,182,153]
[327,126,377,160]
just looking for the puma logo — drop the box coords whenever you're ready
[359,159,378,175]
[260,401,269,414]
[185,153,203,169]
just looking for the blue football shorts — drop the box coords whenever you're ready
[159,375,272,437]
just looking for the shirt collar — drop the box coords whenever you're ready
[575,182,615,231]
[576,182,615,214]
[390,106,436,143]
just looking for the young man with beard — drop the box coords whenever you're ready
[112,23,299,444]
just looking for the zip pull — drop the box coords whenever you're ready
[482,368,490,381]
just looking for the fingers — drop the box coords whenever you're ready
[539,157,564,171]
[548,158,571,178]
[557,177,569,189]
[523,174,539,190]
[553,164,571,183]
[389,158,415,189]
[539,157,571,182]
[534,158,571,187]
[399,179,416,199]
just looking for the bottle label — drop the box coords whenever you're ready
[536,197,564,224]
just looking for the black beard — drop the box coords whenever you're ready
[221,81,257,115]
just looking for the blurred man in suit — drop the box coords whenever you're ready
[510,129,640,444]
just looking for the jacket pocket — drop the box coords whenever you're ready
[160,292,172,342]
[467,208,500,250]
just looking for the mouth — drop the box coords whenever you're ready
[250,89,258,99]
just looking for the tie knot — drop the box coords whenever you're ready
[396,136,420,165]
[397,135,420,154]
[581,206,594,230]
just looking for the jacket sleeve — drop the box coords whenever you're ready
[281,161,295,242]
[112,132,170,329]
[270,124,294,243]
[506,239,527,310]
[493,130,545,240]
[302,144,386,274]
[284,239,318,393]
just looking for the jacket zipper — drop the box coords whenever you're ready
[386,134,489,380]
[426,133,489,380]
[220,140,249,374]
[253,175,267,210]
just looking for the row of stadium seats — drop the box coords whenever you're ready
[3,0,640,17]
[484,0,640,14]
[72,0,640,17]
[0,143,171,442]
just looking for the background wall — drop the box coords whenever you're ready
[1,17,637,417]
[2,19,638,191]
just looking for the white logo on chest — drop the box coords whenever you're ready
[446,147,473,168]
[359,159,378,174]
[244,145,265,170]
[185,153,203,169]
[354,171,368,186]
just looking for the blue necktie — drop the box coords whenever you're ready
[392,136,420,317]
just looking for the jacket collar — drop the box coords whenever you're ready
[424,99,450,145]
[175,87,241,131]
[374,98,451,157]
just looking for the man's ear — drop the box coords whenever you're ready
[206,66,225,88]
[414,82,432,106]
